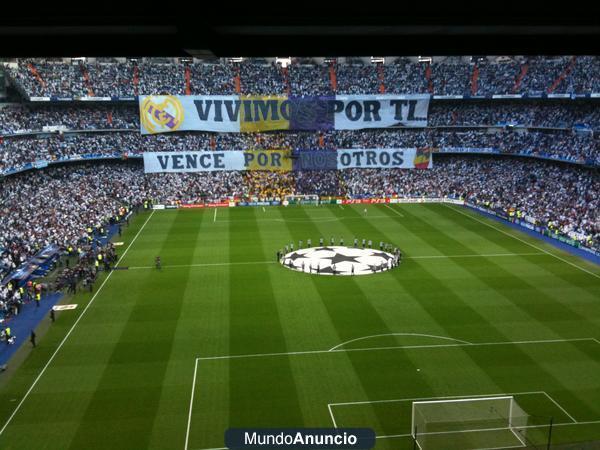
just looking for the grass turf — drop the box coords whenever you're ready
[0,203,598,450]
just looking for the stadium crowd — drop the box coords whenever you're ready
[2,102,600,135]
[1,157,598,286]
[1,56,599,318]
[6,56,600,97]
[1,128,598,173]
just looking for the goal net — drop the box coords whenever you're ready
[284,194,320,205]
[412,396,529,449]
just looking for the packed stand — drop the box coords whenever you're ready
[429,59,472,96]
[238,61,287,95]
[189,63,236,95]
[340,156,599,249]
[288,64,333,96]
[334,64,380,95]
[0,104,138,134]
[1,127,599,173]
[7,57,600,99]
[383,59,428,94]
[4,102,600,136]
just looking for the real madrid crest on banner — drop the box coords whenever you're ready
[140,96,185,134]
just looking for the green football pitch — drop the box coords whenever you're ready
[0,203,599,450]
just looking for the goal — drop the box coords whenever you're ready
[284,194,320,205]
[411,396,529,449]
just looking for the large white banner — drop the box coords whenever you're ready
[139,95,430,134]
[337,148,432,169]
[333,95,429,130]
[143,148,432,173]
[143,151,245,173]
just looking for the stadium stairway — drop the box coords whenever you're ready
[470,64,479,95]
[513,62,529,93]
[185,65,192,95]
[425,63,434,93]
[377,63,385,93]
[133,64,139,96]
[80,64,95,97]
[27,62,46,91]
[548,56,577,94]
[328,62,337,92]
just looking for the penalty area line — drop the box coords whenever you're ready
[195,337,600,361]
[127,252,546,270]
[0,210,156,437]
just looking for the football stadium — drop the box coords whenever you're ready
[0,19,599,450]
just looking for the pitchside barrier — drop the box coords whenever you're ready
[151,197,465,209]
[147,197,599,262]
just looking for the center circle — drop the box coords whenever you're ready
[280,246,399,276]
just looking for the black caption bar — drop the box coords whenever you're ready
[225,428,376,449]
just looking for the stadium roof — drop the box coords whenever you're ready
[1,6,599,57]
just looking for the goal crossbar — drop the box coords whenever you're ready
[411,395,529,449]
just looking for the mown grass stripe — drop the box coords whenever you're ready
[290,205,436,437]
[228,207,303,429]
[380,204,600,421]
[67,210,196,450]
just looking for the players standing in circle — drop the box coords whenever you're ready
[155,256,161,270]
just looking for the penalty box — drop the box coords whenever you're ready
[329,392,576,449]
[185,338,600,450]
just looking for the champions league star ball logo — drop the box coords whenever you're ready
[281,246,397,276]
[140,96,184,134]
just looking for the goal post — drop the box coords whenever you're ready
[412,396,530,449]
[284,194,320,205]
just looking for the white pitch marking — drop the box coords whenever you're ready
[126,253,546,270]
[446,204,600,279]
[0,210,156,437]
[329,333,472,351]
[184,359,200,450]
[384,204,404,217]
[339,204,344,210]
[128,261,277,270]
[195,337,599,361]
[327,404,338,428]
[373,420,600,442]
[329,390,548,407]
[408,252,545,259]
[541,391,578,423]
[262,206,266,212]
[213,208,217,223]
